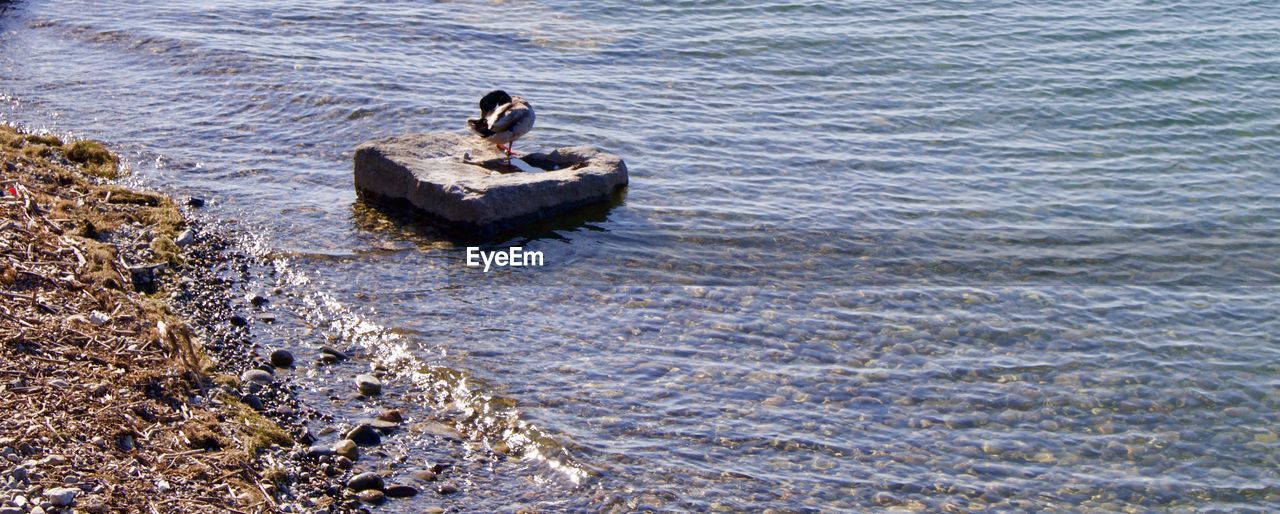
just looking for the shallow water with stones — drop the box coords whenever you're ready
[2,0,1279,511]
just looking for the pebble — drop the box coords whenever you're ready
[377,409,404,423]
[88,311,110,327]
[436,483,458,495]
[175,229,195,247]
[335,456,353,470]
[346,424,381,446]
[423,508,445,514]
[346,472,384,492]
[229,314,248,327]
[240,369,272,385]
[45,487,78,507]
[319,347,347,365]
[11,466,27,482]
[384,484,419,498]
[246,291,268,306]
[333,439,358,461]
[186,197,205,208]
[356,489,385,505]
[305,445,334,459]
[269,349,294,368]
[354,374,382,396]
[411,469,438,482]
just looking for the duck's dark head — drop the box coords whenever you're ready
[479,90,512,115]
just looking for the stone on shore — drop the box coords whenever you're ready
[353,133,628,237]
[174,228,195,247]
[333,439,359,460]
[241,369,272,385]
[45,488,78,507]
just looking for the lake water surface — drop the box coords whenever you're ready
[2,0,1279,511]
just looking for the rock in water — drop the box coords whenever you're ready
[355,374,382,396]
[319,347,347,365]
[346,424,381,446]
[269,349,294,368]
[384,484,419,498]
[45,488,79,507]
[357,489,386,504]
[353,133,628,237]
[377,409,404,423]
[347,472,384,492]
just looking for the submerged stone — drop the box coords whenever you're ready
[346,424,382,446]
[353,132,628,237]
[346,472,384,492]
[355,374,382,396]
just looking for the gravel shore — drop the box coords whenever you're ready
[0,125,352,513]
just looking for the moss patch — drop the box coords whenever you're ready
[26,133,63,146]
[64,139,120,178]
[219,392,292,455]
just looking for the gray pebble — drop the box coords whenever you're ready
[333,439,358,461]
[241,369,272,385]
[45,487,78,507]
[175,229,195,247]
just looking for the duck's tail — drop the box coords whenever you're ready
[467,117,492,137]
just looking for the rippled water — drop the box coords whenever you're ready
[3,0,1280,511]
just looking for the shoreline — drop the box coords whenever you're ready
[0,125,355,513]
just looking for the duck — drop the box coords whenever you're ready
[467,90,535,164]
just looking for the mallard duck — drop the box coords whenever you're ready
[467,90,535,163]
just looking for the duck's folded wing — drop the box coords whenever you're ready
[486,103,530,134]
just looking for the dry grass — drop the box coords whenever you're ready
[0,124,291,512]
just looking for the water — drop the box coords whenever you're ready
[3,0,1280,511]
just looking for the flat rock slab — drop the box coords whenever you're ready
[353,133,628,237]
